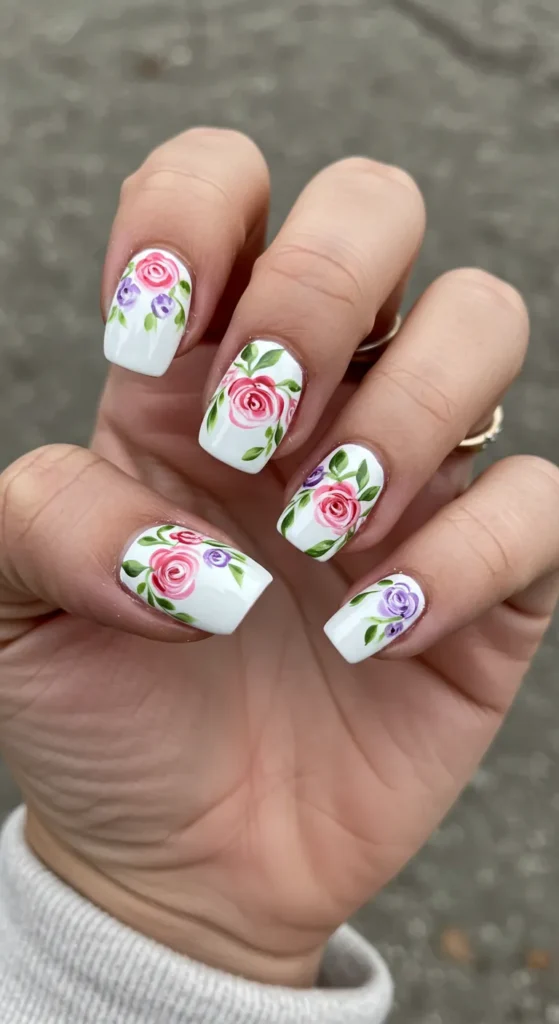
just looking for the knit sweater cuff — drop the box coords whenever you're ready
[0,807,392,1024]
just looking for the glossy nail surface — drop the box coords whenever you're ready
[278,444,384,561]
[104,248,192,376]
[324,573,425,663]
[198,340,303,473]
[120,525,272,634]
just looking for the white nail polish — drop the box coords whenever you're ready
[198,340,303,474]
[120,525,272,634]
[278,444,384,561]
[104,248,192,377]
[324,573,425,663]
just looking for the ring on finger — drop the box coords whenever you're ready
[457,405,504,454]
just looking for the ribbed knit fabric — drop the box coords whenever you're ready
[0,808,393,1023]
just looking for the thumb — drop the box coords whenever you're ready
[0,445,272,643]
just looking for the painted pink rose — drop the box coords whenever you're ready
[220,367,238,390]
[150,545,199,599]
[227,375,284,429]
[168,529,204,545]
[286,397,298,426]
[135,251,179,292]
[313,480,360,535]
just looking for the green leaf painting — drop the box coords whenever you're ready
[305,539,336,558]
[122,560,146,578]
[228,563,244,587]
[252,348,283,372]
[242,447,265,461]
[329,449,348,475]
[364,624,378,645]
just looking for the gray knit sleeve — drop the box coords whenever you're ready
[0,808,393,1024]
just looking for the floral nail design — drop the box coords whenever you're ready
[104,248,192,377]
[120,524,272,635]
[278,444,384,561]
[323,573,425,664]
[198,340,303,474]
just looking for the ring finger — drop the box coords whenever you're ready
[278,268,529,560]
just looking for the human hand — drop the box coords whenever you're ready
[1,128,557,987]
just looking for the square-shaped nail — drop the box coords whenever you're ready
[277,444,384,561]
[104,248,192,377]
[120,525,272,634]
[198,340,303,474]
[324,573,425,663]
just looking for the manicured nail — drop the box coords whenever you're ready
[104,248,192,376]
[323,573,425,663]
[120,525,272,634]
[198,340,303,474]
[278,444,384,561]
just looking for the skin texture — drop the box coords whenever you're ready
[0,130,557,987]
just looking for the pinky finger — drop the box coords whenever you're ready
[324,455,559,664]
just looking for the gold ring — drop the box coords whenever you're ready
[351,313,403,363]
[457,406,504,454]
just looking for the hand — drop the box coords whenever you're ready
[0,128,557,987]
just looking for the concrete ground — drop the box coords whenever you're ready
[0,0,558,1019]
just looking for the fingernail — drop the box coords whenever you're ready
[278,444,384,561]
[104,248,192,377]
[323,573,425,663]
[198,340,303,474]
[120,525,272,634]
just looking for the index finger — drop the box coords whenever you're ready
[103,127,270,377]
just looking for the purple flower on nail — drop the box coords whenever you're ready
[384,621,404,640]
[203,548,232,568]
[151,293,176,319]
[117,276,141,309]
[304,465,325,488]
[378,582,419,620]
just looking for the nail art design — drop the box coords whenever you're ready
[198,340,303,474]
[120,525,272,634]
[104,248,192,376]
[323,573,425,663]
[278,444,384,561]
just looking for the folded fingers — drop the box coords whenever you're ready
[324,456,559,664]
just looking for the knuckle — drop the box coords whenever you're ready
[447,501,515,582]
[380,364,458,430]
[263,237,366,311]
[505,454,559,501]
[0,445,92,544]
[437,268,529,321]
[433,268,529,373]
[334,157,425,217]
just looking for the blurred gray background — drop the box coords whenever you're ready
[0,0,558,1020]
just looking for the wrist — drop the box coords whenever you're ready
[25,810,324,988]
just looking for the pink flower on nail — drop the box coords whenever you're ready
[286,397,298,426]
[150,545,199,599]
[313,480,360,535]
[227,376,284,429]
[168,529,204,545]
[136,251,179,292]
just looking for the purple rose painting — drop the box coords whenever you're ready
[117,276,141,309]
[151,293,176,320]
[303,465,325,488]
[378,582,419,620]
[384,621,404,640]
[203,548,232,568]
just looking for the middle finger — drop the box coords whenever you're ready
[199,157,426,473]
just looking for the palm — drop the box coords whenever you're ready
[0,342,541,954]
